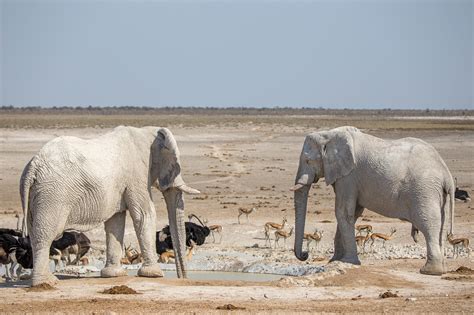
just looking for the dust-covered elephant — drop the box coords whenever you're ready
[20,126,199,286]
[292,126,454,275]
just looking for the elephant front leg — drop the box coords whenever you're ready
[335,219,360,265]
[330,205,363,263]
[129,200,163,278]
[331,187,360,265]
[329,225,344,262]
[101,212,127,278]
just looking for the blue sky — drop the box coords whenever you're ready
[1,0,472,109]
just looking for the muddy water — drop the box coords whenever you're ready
[158,270,282,282]
[87,261,284,281]
[1,266,283,283]
[88,267,283,282]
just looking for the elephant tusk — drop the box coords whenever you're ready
[178,185,201,195]
[290,184,305,191]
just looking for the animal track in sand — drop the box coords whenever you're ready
[190,145,248,186]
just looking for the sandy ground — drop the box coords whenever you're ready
[0,120,473,313]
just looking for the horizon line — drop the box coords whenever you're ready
[1,105,472,112]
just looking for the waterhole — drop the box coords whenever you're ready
[1,264,283,283]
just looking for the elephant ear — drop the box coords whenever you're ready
[322,130,356,185]
[151,128,182,191]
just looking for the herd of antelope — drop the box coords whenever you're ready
[1,207,471,280]
[120,204,470,259]
[354,224,471,257]
[116,212,470,268]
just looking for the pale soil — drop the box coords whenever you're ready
[0,119,473,313]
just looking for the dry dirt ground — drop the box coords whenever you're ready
[0,114,473,313]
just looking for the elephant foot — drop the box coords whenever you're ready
[420,260,445,275]
[328,256,338,263]
[137,264,164,278]
[331,255,361,265]
[101,265,128,278]
[31,273,58,287]
[19,273,32,280]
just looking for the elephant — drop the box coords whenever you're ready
[292,126,454,275]
[19,126,199,286]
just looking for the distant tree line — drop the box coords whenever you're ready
[0,105,472,117]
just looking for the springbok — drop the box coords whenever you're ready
[237,207,256,224]
[159,240,196,263]
[355,224,373,236]
[303,229,324,252]
[370,228,396,249]
[274,227,294,249]
[203,219,223,243]
[121,244,143,265]
[355,233,371,253]
[447,233,470,258]
[264,217,287,246]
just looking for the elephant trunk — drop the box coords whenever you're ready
[163,189,187,278]
[294,185,311,261]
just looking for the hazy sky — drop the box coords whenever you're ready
[1,0,472,109]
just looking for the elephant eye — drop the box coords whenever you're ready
[304,151,319,164]
[159,143,170,151]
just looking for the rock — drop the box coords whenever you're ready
[380,291,399,298]
[216,304,245,310]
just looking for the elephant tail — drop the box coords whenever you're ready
[443,176,455,237]
[448,181,455,236]
[19,157,38,237]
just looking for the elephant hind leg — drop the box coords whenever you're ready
[31,246,59,286]
[29,204,70,286]
[414,205,445,275]
[101,211,127,278]
[420,234,445,275]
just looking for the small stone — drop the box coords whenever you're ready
[379,291,399,299]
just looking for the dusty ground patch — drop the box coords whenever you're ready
[0,113,473,313]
